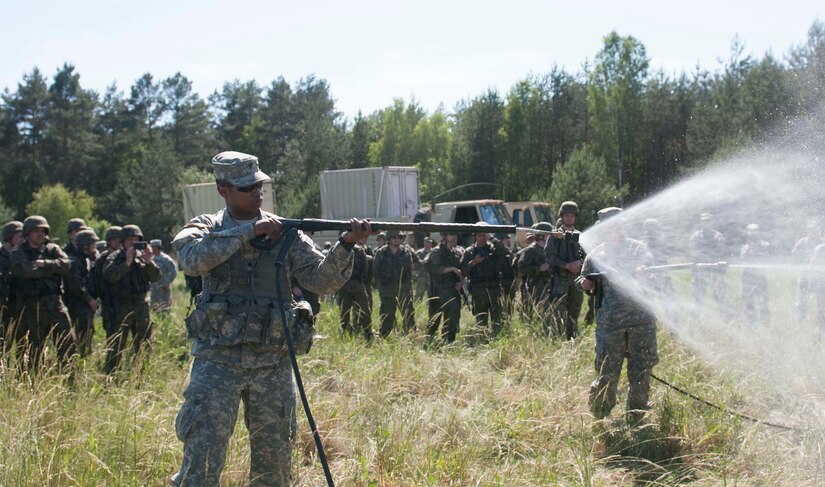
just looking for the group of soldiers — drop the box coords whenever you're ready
[0,216,177,374]
[334,200,589,346]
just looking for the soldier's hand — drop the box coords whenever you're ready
[579,278,595,292]
[88,299,98,313]
[125,246,136,265]
[34,259,46,268]
[539,263,550,272]
[453,281,463,292]
[566,260,582,274]
[254,216,283,242]
[470,254,485,266]
[342,218,373,244]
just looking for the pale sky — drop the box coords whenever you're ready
[3,0,821,119]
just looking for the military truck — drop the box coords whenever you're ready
[504,201,554,248]
[431,199,513,247]
[182,180,278,221]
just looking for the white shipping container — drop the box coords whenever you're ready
[319,167,420,220]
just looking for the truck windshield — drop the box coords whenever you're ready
[535,206,553,224]
[479,204,514,225]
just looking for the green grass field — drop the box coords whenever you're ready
[1,274,824,486]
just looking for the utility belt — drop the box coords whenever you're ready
[185,293,314,355]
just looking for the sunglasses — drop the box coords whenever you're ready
[233,181,264,193]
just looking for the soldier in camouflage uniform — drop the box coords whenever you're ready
[427,231,464,344]
[102,224,160,374]
[460,224,506,340]
[517,222,554,330]
[149,239,177,312]
[170,151,371,486]
[91,226,122,345]
[414,237,434,302]
[689,213,727,314]
[576,207,658,426]
[338,239,373,340]
[64,229,99,356]
[740,224,772,326]
[9,216,77,371]
[793,221,822,321]
[545,202,585,339]
[1,221,24,351]
[63,218,87,259]
[495,233,516,323]
[373,230,418,337]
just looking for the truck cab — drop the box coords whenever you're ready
[432,199,513,247]
[504,202,554,248]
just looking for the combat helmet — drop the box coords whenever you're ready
[22,216,50,236]
[75,229,99,247]
[104,226,122,242]
[66,218,87,234]
[558,201,579,216]
[533,221,555,233]
[385,229,405,239]
[1,221,23,243]
[120,224,144,241]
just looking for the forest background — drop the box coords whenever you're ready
[1,23,824,242]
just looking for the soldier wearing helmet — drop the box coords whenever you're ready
[101,224,160,374]
[459,223,506,341]
[793,221,823,320]
[373,229,419,337]
[544,201,585,339]
[9,216,77,371]
[1,220,24,352]
[689,212,727,314]
[64,229,100,356]
[149,239,177,312]
[90,226,122,342]
[63,218,88,259]
[426,230,463,343]
[740,224,772,326]
[517,222,554,325]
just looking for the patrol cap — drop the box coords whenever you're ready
[66,218,87,234]
[700,212,713,221]
[597,207,623,221]
[212,151,270,187]
[120,224,144,241]
[23,215,50,236]
[376,232,387,240]
[75,229,99,247]
[150,239,162,248]
[104,226,122,242]
[533,222,554,233]
[1,221,23,243]
[559,201,579,216]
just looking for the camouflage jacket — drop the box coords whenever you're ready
[150,251,177,292]
[428,241,463,290]
[103,248,160,298]
[0,246,11,305]
[65,253,95,304]
[10,241,70,299]
[373,244,418,296]
[459,241,504,288]
[173,208,354,368]
[689,228,726,263]
[576,238,655,329]
[517,243,550,284]
[544,228,585,283]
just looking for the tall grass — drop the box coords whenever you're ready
[0,277,823,485]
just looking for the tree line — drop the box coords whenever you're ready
[1,23,823,241]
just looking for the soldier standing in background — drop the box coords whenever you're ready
[576,207,658,432]
[518,222,554,332]
[63,218,87,258]
[9,216,77,371]
[545,202,585,340]
[149,239,177,312]
[495,233,516,323]
[1,221,24,351]
[689,213,727,316]
[102,224,159,374]
[427,231,464,344]
[64,229,99,356]
[338,237,373,340]
[793,221,822,321]
[91,226,122,348]
[373,229,418,337]
[460,225,505,341]
[740,224,772,326]
[414,237,434,302]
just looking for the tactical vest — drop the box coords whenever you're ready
[16,244,63,298]
[185,210,311,353]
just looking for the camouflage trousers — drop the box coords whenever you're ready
[172,357,297,487]
[469,286,501,340]
[13,296,76,371]
[549,281,584,340]
[426,287,461,343]
[66,299,94,356]
[150,287,172,312]
[589,324,658,423]
[339,282,373,340]
[378,291,415,337]
[104,295,152,374]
